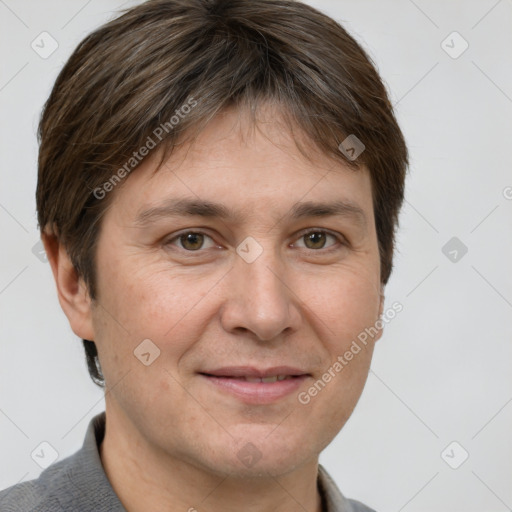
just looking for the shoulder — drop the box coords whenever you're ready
[0,455,75,512]
[345,498,378,512]
[0,412,124,512]
[317,463,378,512]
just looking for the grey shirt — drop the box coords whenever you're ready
[0,412,376,512]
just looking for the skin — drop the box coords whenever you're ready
[44,103,384,512]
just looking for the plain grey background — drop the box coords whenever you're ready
[1,1,511,511]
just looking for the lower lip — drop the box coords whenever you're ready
[199,374,309,404]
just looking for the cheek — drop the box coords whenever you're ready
[302,265,381,347]
[300,267,380,412]
[91,265,213,415]
[95,259,216,358]
[299,273,378,438]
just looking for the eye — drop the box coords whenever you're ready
[164,229,346,254]
[166,231,217,251]
[293,229,345,251]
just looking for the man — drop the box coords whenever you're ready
[0,0,408,510]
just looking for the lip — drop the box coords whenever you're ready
[198,366,311,405]
[200,366,309,378]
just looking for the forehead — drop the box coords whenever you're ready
[109,104,374,227]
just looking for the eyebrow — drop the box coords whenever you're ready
[134,198,368,230]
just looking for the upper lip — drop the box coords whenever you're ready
[200,366,309,378]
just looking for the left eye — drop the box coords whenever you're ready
[293,230,341,250]
[168,232,217,251]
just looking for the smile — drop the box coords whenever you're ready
[199,371,310,405]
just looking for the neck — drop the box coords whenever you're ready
[99,409,324,512]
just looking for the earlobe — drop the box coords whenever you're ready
[41,231,95,341]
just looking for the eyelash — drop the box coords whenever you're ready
[164,228,348,254]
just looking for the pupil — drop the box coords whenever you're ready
[182,233,203,250]
[306,232,325,249]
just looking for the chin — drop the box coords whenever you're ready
[231,439,312,478]
[221,457,305,480]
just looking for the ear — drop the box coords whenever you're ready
[378,286,385,317]
[374,285,385,343]
[42,230,95,341]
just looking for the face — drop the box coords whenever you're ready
[87,104,384,478]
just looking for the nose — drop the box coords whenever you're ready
[219,247,302,342]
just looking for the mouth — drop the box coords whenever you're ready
[198,366,311,404]
[200,374,303,382]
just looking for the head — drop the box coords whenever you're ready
[38,0,408,477]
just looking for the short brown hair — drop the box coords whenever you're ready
[36,0,409,387]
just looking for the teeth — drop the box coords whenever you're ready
[245,376,263,383]
[242,375,292,382]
